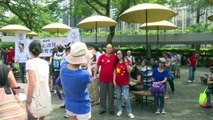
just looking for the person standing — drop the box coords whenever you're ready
[94,44,116,115]
[2,48,8,65]
[113,50,135,118]
[7,47,15,68]
[26,40,52,120]
[175,53,181,78]
[187,52,199,83]
[126,50,136,65]
[89,45,101,106]
[60,42,93,120]
[16,43,30,83]
[152,58,168,114]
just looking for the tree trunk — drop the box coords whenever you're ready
[196,10,200,24]
[106,26,116,44]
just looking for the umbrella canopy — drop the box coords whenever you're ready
[119,3,175,23]
[26,31,38,37]
[42,23,71,32]
[0,24,31,33]
[140,20,177,30]
[77,15,117,29]
[207,0,213,4]
[208,14,213,21]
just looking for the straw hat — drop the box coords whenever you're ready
[66,42,93,64]
[159,58,166,63]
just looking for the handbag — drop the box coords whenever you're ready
[30,65,52,118]
[199,87,208,106]
[0,64,26,120]
[150,82,165,94]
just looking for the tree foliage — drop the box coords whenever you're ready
[0,0,64,32]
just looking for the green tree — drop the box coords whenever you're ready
[0,0,63,32]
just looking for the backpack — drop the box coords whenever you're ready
[53,52,63,70]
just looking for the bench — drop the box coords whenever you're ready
[130,90,153,108]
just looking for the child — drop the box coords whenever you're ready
[205,67,213,108]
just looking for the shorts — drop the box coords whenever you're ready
[66,109,91,120]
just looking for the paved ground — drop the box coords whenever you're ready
[31,67,213,120]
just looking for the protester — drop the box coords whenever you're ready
[94,44,116,115]
[205,67,213,108]
[126,50,136,65]
[16,43,30,83]
[113,50,135,118]
[187,52,199,83]
[26,40,52,120]
[60,42,93,120]
[89,45,101,106]
[152,58,169,114]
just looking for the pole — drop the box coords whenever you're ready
[157,26,159,57]
[145,10,148,59]
[95,22,98,45]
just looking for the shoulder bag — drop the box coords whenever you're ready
[30,65,52,118]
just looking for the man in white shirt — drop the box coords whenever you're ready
[126,50,136,65]
[16,43,30,83]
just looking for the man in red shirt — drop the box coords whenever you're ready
[7,47,15,68]
[187,52,199,82]
[94,44,116,115]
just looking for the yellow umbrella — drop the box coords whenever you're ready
[119,3,175,58]
[119,3,175,90]
[26,31,38,37]
[119,3,175,23]
[208,14,213,21]
[42,23,71,36]
[206,0,213,4]
[0,24,31,33]
[77,15,117,44]
[140,20,177,53]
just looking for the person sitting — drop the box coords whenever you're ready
[204,67,213,108]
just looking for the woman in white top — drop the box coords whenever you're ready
[26,40,52,120]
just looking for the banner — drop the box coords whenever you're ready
[15,32,27,61]
[68,28,80,44]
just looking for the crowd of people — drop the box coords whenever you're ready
[1,40,213,120]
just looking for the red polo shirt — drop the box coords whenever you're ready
[97,54,116,82]
[189,55,197,67]
[115,62,129,86]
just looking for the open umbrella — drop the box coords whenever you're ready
[208,14,213,21]
[119,3,175,58]
[77,15,117,44]
[26,31,38,37]
[206,0,213,4]
[119,3,175,93]
[140,20,177,54]
[42,23,71,36]
[0,24,31,33]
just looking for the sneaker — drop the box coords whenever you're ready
[201,103,212,108]
[161,108,166,114]
[128,113,135,119]
[155,109,160,115]
[188,80,192,83]
[116,111,122,116]
[64,114,68,118]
